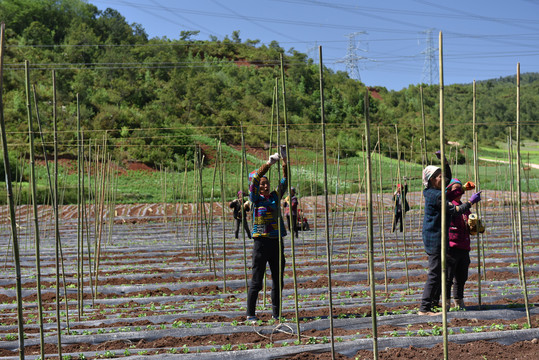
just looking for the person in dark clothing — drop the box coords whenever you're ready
[229,191,251,240]
[419,153,482,315]
[283,187,299,238]
[246,145,288,323]
[446,178,476,310]
[392,182,410,232]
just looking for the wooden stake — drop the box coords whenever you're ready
[52,69,64,359]
[472,80,483,307]
[0,22,26,360]
[31,84,48,359]
[377,128,388,294]
[515,63,531,326]
[317,46,335,358]
[438,31,449,360]
[364,88,379,359]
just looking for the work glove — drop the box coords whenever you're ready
[468,191,482,205]
[435,150,441,159]
[268,152,281,165]
[280,145,287,160]
[463,181,475,191]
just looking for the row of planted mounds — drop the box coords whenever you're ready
[0,199,537,359]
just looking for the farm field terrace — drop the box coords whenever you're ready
[0,193,538,359]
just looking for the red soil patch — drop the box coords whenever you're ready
[368,87,382,100]
[125,161,155,172]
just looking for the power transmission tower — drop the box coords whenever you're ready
[336,31,367,82]
[421,28,438,85]
[307,41,318,63]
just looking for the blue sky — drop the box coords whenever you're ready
[88,0,539,91]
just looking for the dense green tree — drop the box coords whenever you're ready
[0,0,537,169]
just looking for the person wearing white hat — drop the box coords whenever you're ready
[419,152,482,315]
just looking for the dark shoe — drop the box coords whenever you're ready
[452,298,466,310]
[246,315,259,324]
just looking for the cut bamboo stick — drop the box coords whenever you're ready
[318,46,335,358]
[438,31,449,360]
[364,88,379,359]
[515,63,531,327]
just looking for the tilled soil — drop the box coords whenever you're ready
[0,201,538,359]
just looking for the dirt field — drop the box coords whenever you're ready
[0,196,537,359]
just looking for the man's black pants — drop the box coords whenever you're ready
[246,237,285,318]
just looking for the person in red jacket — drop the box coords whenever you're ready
[446,178,475,309]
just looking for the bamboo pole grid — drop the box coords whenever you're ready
[0,40,537,359]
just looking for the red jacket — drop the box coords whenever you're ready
[448,199,471,251]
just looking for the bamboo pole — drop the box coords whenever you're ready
[52,69,64,358]
[25,62,46,360]
[515,63,531,326]
[209,141,219,278]
[218,141,227,292]
[318,46,335,358]
[281,53,301,333]
[198,151,213,271]
[84,138,94,304]
[191,153,198,254]
[0,23,26,360]
[420,85,427,160]
[377,129,388,294]
[314,147,319,259]
[472,80,483,307]
[76,93,84,319]
[346,164,365,273]
[340,154,348,252]
[346,167,363,273]
[438,31,449,360]
[94,135,109,298]
[198,153,213,272]
[331,146,340,243]
[240,122,249,292]
[31,84,49,358]
[364,88,379,359]
[394,125,410,290]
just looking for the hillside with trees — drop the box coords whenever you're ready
[1,0,538,170]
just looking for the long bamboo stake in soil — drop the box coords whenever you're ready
[0,23,26,360]
[94,135,109,298]
[31,84,48,359]
[240,122,249,292]
[52,69,64,359]
[209,141,219,278]
[438,31,449,360]
[76,93,83,319]
[377,128,388,294]
[314,147,319,259]
[25,62,46,360]
[364,88,379,359]
[394,124,410,290]
[472,80,482,308]
[318,46,335,358]
[346,165,363,273]
[420,85,427,160]
[84,138,94,304]
[281,53,301,334]
[515,63,531,327]
[218,140,227,292]
[198,152,214,273]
